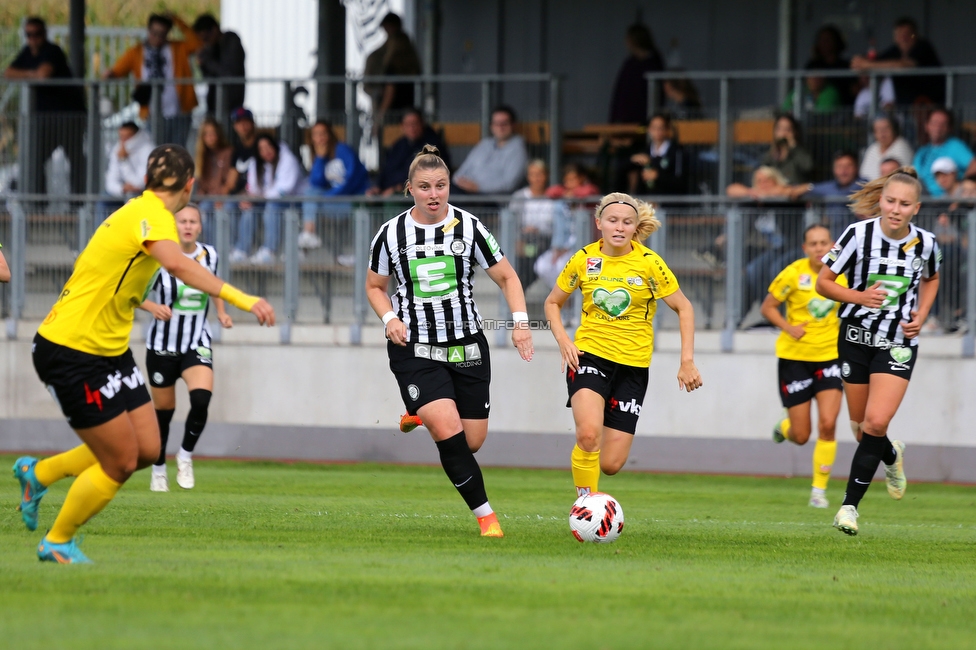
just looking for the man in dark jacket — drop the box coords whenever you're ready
[193,13,246,116]
[369,108,451,196]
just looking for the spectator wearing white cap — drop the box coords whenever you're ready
[913,107,976,196]
[932,156,976,199]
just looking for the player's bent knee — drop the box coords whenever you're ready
[576,428,600,452]
[601,459,625,475]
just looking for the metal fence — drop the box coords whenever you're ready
[4,194,975,356]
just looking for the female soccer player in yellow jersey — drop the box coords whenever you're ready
[543,193,702,496]
[760,224,846,508]
[13,145,275,563]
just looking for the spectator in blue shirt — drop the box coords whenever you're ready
[806,150,866,237]
[914,108,976,196]
[300,120,370,250]
[369,108,451,196]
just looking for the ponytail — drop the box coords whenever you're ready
[405,144,450,196]
[595,192,661,241]
[848,166,922,216]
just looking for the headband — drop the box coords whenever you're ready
[600,200,639,217]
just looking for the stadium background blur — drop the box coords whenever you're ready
[2,0,976,480]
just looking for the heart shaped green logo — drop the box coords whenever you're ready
[592,287,631,317]
[890,346,913,364]
[807,298,835,320]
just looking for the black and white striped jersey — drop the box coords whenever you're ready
[369,205,504,343]
[823,217,940,346]
[145,243,218,353]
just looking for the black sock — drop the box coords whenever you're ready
[880,436,897,466]
[842,434,889,507]
[155,408,175,465]
[181,389,211,452]
[435,431,489,511]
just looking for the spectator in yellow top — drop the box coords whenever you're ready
[104,13,200,147]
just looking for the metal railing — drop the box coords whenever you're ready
[4,194,975,357]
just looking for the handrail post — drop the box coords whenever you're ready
[480,80,491,139]
[945,72,955,111]
[717,77,731,193]
[150,81,163,143]
[548,76,561,188]
[350,205,370,346]
[867,73,878,124]
[281,207,300,344]
[5,199,26,339]
[792,75,803,121]
[496,207,516,347]
[963,208,976,357]
[722,204,743,352]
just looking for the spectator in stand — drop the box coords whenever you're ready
[879,157,902,178]
[628,112,686,195]
[105,13,200,147]
[231,134,305,264]
[661,76,702,119]
[299,120,371,251]
[860,114,914,180]
[99,122,154,222]
[851,17,945,106]
[914,108,976,196]
[609,23,664,124]
[453,105,528,195]
[761,114,814,185]
[192,13,246,116]
[805,151,866,237]
[726,166,809,202]
[193,118,235,244]
[363,13,421,129]
[931,157,976,332]
[227,107,258,196]
[782,66,842,113]
[805,24,854,104]
[369,108,451,196]
[853,75,895,118]
[4,17,87,195]
[545,163,601,201]
[509,160,569,288]
[0,242,8,283]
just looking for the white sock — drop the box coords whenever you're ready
[152,463,167,476]
[472,503,493,518]
[176,447,193,462]
[811,487,825,497]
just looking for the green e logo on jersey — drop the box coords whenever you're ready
[174,285,209,312]
[867,273,911,310]
[409,256,459,298]
[485,233,500,255]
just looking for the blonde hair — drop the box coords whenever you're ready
[595,192,660,241]
[405,144,450,196]
[848,165,922,216]
[753,165,789,187]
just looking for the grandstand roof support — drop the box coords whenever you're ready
[776,0,794,103]
[69,0,85,77]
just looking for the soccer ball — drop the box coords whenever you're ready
[569,492,624,543]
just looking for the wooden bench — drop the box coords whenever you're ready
[563,119,777,155]
[381,121,551,149]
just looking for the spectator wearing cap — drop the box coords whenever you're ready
[193,13,246,116]
[104,12,200,147]
[4,16,87,195]
[453,105,528,195]
[931,157,975,332]
[913,108,976,196]
[99,121,154,222]
[805,150,866,237]
[860,115,914,180]
[851,16,945,106]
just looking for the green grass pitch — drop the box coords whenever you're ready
[1,456,974,649]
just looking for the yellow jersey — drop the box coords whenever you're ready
[38,191,179,356]
[556,239,678,368]
[768,258,846,362]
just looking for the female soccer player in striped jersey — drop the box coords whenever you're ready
[816,166,939,536]
[141,204,233,492]
[13,145,274,563]
[761,224,845,508]
[543,193,702,497]
[366,145,534,538]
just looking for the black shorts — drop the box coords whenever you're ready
[566,352,648,435]
[777,358,843,408]
[389,331,491,419]
[146,346,214,388]
[32,333,151,429]
[838,322,918,383]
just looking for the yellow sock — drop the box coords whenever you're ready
[46,464,121,544]
[812,439,837,491]
[571,444,600,496]
[34,444,98,487]
[780,417,792,442]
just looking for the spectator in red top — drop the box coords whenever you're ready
[545,164,600,200]
[609,23,664,124]
[851,17,944,105]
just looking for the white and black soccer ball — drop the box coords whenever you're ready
[569,492,624,543]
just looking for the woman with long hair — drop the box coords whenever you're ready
[193,117,234,244]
